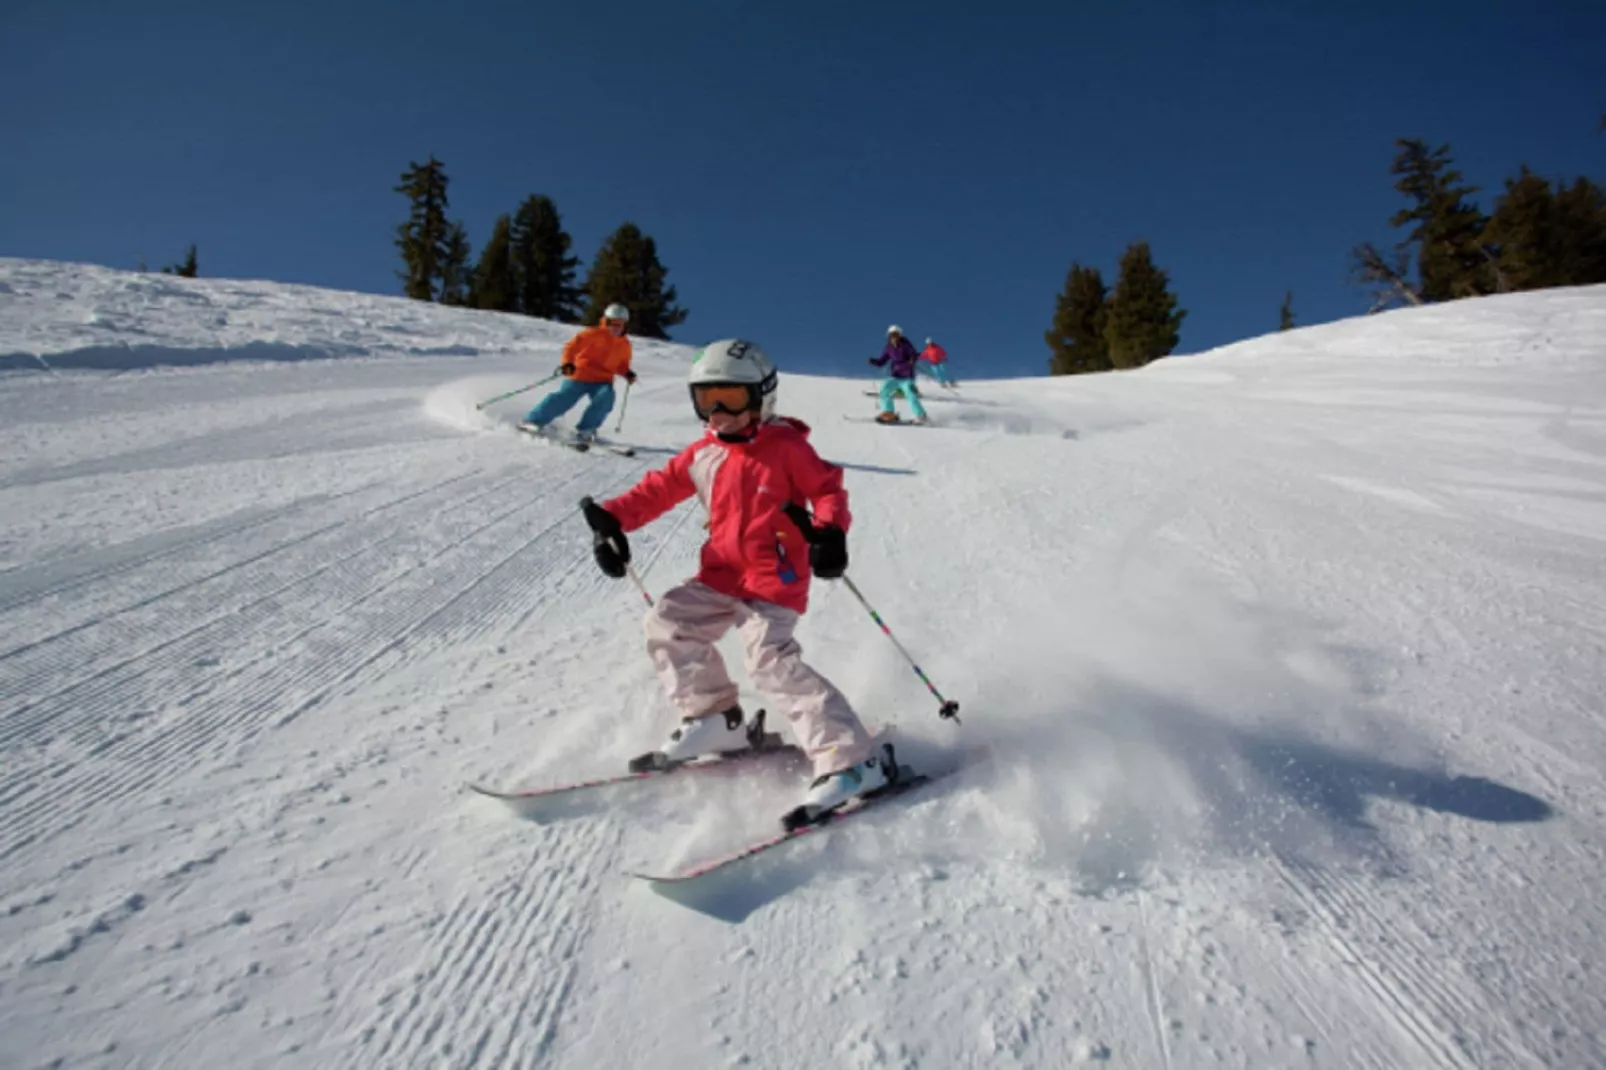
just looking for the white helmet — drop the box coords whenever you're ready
[602,302,630,323]
[688,338,778,422]
[887,324,902,336]
[924,337,933,346]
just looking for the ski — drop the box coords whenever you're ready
[517,425,636,457]
[632,745,984,886]
[842,414,931,427]
[469,711,800,817]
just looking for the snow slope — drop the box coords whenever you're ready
[3,257,1605,1068]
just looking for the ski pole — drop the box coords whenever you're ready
[614,380,633,434]
[839,574,960,723]
[782,503,959,722]
[474,370,561,411]
[625,563,655,608]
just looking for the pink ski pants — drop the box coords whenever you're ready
[643,580,874,777]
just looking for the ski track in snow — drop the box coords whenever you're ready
[2,260,1605,1068]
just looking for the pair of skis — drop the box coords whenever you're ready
[517,423,636,457]
[470,714,968,885]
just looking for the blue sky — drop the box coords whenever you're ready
[2,1,1601,379]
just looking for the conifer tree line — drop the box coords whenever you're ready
[393,156,688,340]
[1351,138,1606,313]
[1046,241,1187,376]
[156,244,198,278]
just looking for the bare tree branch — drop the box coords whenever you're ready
[1350,242,1423,312]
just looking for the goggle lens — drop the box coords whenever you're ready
[692,383,752,416]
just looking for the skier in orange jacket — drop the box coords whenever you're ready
[519,303,637,443]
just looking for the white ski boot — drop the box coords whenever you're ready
[785,745,894,827]
[627,707,785,773]
[517,420,546,434]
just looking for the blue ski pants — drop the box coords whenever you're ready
[877,378,928,420]
[524,378,616,432]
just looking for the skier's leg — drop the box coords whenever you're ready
[574,382,617,435]
[644,577,743,704]
[932,362,953,386]
[736,600,875,778]
[877,377,898,415]
[901,380,929,421]
[522,378,588,426]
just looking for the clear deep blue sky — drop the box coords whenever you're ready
[3,1,1602,379]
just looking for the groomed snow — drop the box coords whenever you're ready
[3,257,1604,1068]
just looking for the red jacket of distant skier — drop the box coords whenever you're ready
[602,417,849,613]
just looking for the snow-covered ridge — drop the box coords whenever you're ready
[0,257,696,373]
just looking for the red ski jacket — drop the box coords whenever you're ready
[603,417,850,613]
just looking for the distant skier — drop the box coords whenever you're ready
[869,325,929,424]
[580,339,891,815]
[519,303,637,444]
[919,336,957,389]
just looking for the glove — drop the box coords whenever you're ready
[560,362,577,377]
[868,358,879,366]
[624,370,638,385]
[580,496,629,578]
[809,525,848,579]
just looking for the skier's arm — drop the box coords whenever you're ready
[601,449,694,531]
[789,443,850,533]
[559,332,584,375]
[614,336,637,383]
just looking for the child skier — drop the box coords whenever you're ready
[869,325,929,424]
[519,303,638,444]
[920,337,957,388]
[580,339,891,816]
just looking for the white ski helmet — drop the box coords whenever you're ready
[602,302,630,323]
[887,324,902,336]
[688,338,778,421]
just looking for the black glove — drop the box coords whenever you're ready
[560,362,577,377]
[809,524,848,579]
[868,358,879,366]
[580,496,629,578]
[624,370,638,385]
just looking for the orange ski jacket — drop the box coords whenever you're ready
[563,325,633,384]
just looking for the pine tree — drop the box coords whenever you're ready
[162,244,198,278]
[511,195,582,321]
[1551,176,1606,286]
[1279,291,1295,330]
[581,223,688,339]
[1485,169,1606,291]
[394,156,453,301]
[1102,242,1186,369]
[1387,139,1492,301]
[1044,263,1110,375]
[439,223,472,306]
[470,215,518,312]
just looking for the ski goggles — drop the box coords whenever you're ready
[690,382,757,418]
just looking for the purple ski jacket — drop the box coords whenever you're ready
[870,336,921,379]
